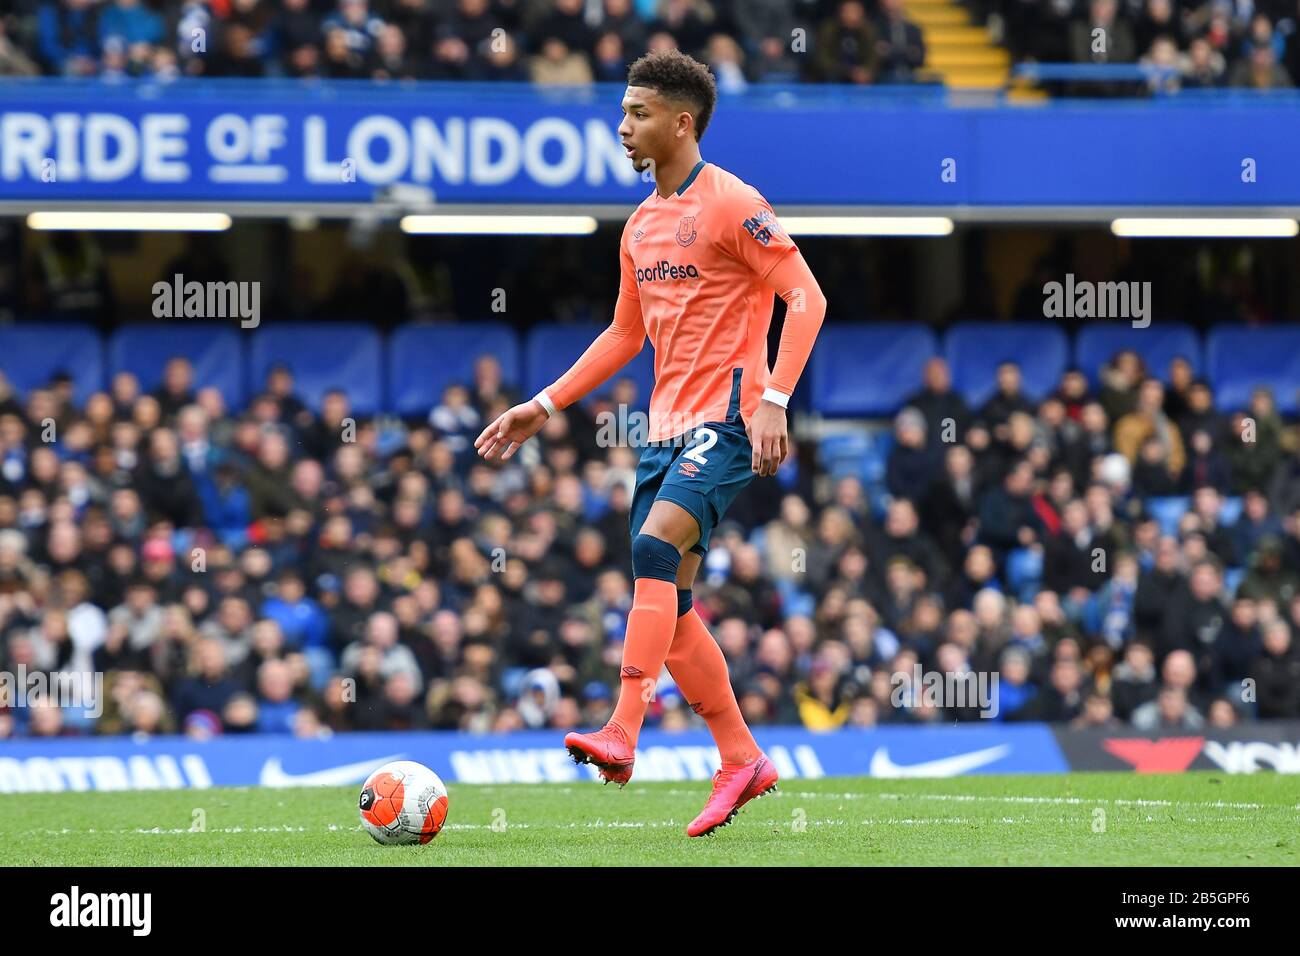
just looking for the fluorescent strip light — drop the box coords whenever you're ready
[782,216,954,236]
[400,215,598,235]
[1111,218,1299,238]
[27,211,232,231]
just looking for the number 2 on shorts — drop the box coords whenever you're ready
[683,427,717,465]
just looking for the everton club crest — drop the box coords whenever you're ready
[675,216,697,247]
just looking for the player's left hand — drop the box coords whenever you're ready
[747,400,789,477]
[474,399,550,462]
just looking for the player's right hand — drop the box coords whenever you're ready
[474,400,550,462]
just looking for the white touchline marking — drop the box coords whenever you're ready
[4,820,718,837]
[877,793,1287,811]
[744,790,1294,812]
[3,810,1274,842]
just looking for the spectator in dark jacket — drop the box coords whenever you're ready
[886,406,942,501]
[37,0,100,75]
[1179,427,1232,494]
[1043,499,1106,597]
[244,429,298,520]
[1226,391,1286,494]
[1160,560,1227,658]
[731,0,793,56]
[601,0,649,58]
[814,0,877,83]
[1189,484,1239,568]
[651,0,715,57]
[1069,0,1137,65]
[537,0,597,57]
[171,637,242,723]
[979,362,1036,441]
[873,0,924,82]
[1110,639,1157,720]
[133,428,205,528]
[1024,658,1086,722]
[1236,488,1286,555]
[977,459,1045,567]
[1249,619,1300,719]
[1208,597,1261,693]
[1238,536,1300,606]
[906,357,970,451]
[920,444,979,557]
[1134,534,1182,638]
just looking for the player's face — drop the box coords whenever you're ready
[618,86,684,171]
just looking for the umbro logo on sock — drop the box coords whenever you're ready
[690,702,704,715]
[622,666,644,678]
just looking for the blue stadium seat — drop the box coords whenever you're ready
[775,577,817,619]
[810,323,937,416]
[388,322,519,417]
[0,323,103,405]
[1217,496,1243,527]
[818,429,893,474]
[817,432,872,480]
[1206,326,1300,415]
[1223,567,1246,598]
[108,324,244,411]
[945,322,1068,408]
[248,323,383,416]
[1006,547,1044,603]
[862,431,893,485]
[525,324,654,410]
[1146,496,1190,536]
[1074,323,1202,386]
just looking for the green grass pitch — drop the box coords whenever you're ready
[2,771,1296,866]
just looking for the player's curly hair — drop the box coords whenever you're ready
[627,50,718,141]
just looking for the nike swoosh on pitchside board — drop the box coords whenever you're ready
[258,754,407,788]
[868,744,1013,778]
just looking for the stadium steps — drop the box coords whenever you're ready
[925,48,1010,70]
[1006,82,1050,102]
[905,0,972,27]
[905,0,1009,89]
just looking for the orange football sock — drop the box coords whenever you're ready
[608,576,679,748]
[666,605,761,768]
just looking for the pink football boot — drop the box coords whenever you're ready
[686,753,779,837]
[565,725,636,787]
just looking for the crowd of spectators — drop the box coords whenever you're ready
[0,0,927,88]
[4,0,1298,93]
[2,336,1300,742]
[985,0,1300,91]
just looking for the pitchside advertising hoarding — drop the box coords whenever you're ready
[0,723,1295,792]
[1,80,1299,206]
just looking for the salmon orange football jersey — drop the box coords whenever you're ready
[619,160,801,442]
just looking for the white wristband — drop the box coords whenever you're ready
[534,390,557,417]
[761,387,790,409]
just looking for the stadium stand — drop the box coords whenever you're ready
[3,0,1295,95]
[2,311,1300,740]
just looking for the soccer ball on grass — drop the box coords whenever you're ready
[358,760,449,845]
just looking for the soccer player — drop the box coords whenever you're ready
[474,50,826,837]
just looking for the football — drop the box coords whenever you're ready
[358,761,450,846]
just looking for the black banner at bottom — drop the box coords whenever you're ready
[0,865,1284,940]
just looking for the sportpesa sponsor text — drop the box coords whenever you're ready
[634,260,701,285]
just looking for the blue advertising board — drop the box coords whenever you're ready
[1,80,1299,207]
[0,725,1068,791]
